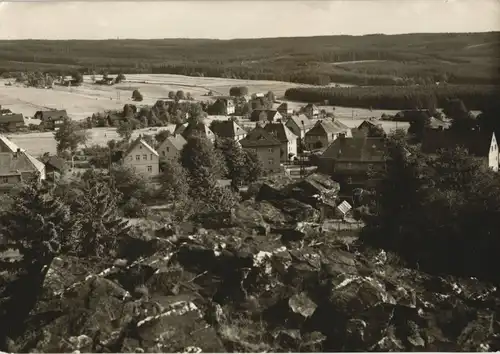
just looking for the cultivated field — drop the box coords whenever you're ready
[0,74,311,122]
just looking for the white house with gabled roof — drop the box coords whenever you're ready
[122,137,160,176]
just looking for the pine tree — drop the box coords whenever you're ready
[0,181,76,345]
[71,179,130,259]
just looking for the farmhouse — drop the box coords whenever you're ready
[182,122,216,143]
[240,127,281,173]
[122,137,160,176]
[213,98,236,115]
[250,109,282,123]
[0,113,25,132]
[39,155,67,180]
[277,102,293,116]
[319,135,387,190]
[157,134,187,161]
[303,104,320,119]
[210,120,247,142]
[0,135,46,188]
[304,119,352,151]
[34,110,68,130]
[422,130,499,171]
[263,122,298,162]
[286,114,314,139]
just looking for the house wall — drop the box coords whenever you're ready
[123,143,160,176]
[305,134,331,150]
[244,146,281,172]
[157,140,181,161]
[0,174,21,186]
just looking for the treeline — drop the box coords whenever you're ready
[285,85,500,110]
[361,133,500,282]
[0,33,498,87]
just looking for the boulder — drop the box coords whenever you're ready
[269,198,320,223]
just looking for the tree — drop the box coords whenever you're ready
[132,89,143,102]
[187,103,206,123]
[123,104,137,118]
[54,116,88,155]
[243,149,263,184]
[72,71,83,84]
[158,158,189,205]
[168,91,176,99]
[207,100,227,115]
[175,90,186,101]
[155,130,171,144]
[408,112,431,142]
[266,91,276,103]
[117,120,133,141]
[0,182,76,344]
[186,92,193,100]
[115,73,126,83]
[229,86,249,97]
[70,178,131,259]
[109,164,151,217]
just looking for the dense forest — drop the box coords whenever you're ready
[0,32,499,86]
[284,84,500,110]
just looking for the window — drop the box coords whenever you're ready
[143,154,147,160]
[139,145,142,149]
[136,155,140,161]
[166,147,170,152]
[268,158,274,165]
[2,177,8,184]
[147,166,152,172]
[347,177,353,184]
[150,154,153,160]
[268,148,273,153]
[162,151,166,156]
[347,162,353,169]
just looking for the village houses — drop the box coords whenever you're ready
[304,119,352,151]
[34,110,68,130]
[240,126,282,172]
[157,133,187,161]
[263,121,298,162]
[213,98,236,115]
[277,102,294,117]
[303,103,320,119]
[318,134,387,191]
[122,137,160,176]
[181,121,216,143]
[250,109,282,123]
[0,113,25,132]
[0,135,46,188]
[286,114,315,140]
[210,120,247,142]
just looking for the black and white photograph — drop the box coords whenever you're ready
[0,0,499,352]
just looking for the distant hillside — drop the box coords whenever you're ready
[0,32,499,86]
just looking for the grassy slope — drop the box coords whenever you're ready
[0,33,499,86]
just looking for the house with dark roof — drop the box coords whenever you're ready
[122,137,160,176]
[40,155,67,180]
[277,102,293,116]
[0,114,25,132]
[286,114,314,140]
[0,135,45,188]
[263,122,298,162]
[319,135,387,190]
[304,119,352,151]
[394,109,431,122]
[0,105,12,115]
[34,110,68,130]
[211,120,247,142]
[250,109,282,123]
[239,127,282,172]
[303,104,320,119]
[213,98,236,115]
[157,133,187,161]
[422,129,499,171]
[181,122,216,143]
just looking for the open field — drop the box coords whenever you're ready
[0,74,310,122]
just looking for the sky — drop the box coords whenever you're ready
[0,0,499,40]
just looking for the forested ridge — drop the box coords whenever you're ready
[0,32,499,86]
